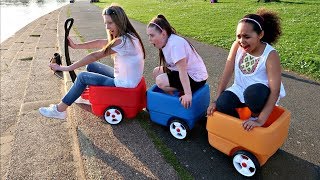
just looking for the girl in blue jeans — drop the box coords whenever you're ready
[39,4,145,120]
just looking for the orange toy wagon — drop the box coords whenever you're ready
[206,106,291,177]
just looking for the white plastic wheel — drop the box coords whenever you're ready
[169,120,188,140]
[104,107,123,125]
[232,151,259,177]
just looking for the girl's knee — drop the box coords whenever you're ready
[155,74,170,90]
[77,72,85,77]
[244,83,269,97]
[215,91,240,117]
[86,63,95,72]
[244,83,270,113]
[216,100,239,118]
[216,98,231,113]
[86,62,101,72]
[76,72,88,83]
[155,76,165,89]
[86,65,90,71]
[153,66,163,79]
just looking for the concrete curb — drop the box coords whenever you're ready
[57,5,86,179]
[2,8,78,179]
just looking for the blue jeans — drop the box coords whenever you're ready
[62,62,115,106]
[216,83,270,118]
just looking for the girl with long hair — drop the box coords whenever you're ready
[39,4,145,119]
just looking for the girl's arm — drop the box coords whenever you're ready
[215,41,238,100]
[257,51,281,124]
[50,39,120,71]
[207,41,238,115]
[68,37,108,49]
[242,50,281,131]
[176,58,192,109]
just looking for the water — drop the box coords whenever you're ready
[0,0,69,43]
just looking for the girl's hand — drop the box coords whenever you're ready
[179,94,192,109]
[207,101,216,116]
[242,119,263,131]
[49,63,64,71]
[68,37,77,49]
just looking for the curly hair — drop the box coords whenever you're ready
[240,8,282,45]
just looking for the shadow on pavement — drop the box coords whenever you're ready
[74,105,178,179]
[78,130,155,179]
[282,73,320,86]
[73,93,320,179]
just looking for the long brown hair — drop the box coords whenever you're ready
[102,4,145,58]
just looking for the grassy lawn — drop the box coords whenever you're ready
[96,0,320,81]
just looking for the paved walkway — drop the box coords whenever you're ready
[1,0,319,179]
[1,8,78,179]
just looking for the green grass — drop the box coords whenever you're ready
[67,6,71,17]
[95,0,320,81]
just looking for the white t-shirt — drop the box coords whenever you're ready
[162,34,208,82]
[111,33,144,88]
[227,43,286,103]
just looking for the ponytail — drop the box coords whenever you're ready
[257,8,282,45]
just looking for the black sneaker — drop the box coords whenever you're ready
[50,53,62,65]
[50,53,63,79]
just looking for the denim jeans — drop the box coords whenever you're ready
[62,62,115,106]
[216,83,270,118]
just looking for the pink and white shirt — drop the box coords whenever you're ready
[162,34,208,82]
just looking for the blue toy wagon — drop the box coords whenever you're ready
[147,84,210,139]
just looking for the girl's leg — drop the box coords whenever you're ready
[190,79,206,92]
[243,83,270,115]
[61,71,115,108]
[39,72,115,119]
[152,66,164,79]
[155,73,178,93]
[216,91,244,118]
[57,102,68,112]
[153,66,177,93]
[87,62,114,78]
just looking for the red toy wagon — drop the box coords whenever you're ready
[80,77,146,124]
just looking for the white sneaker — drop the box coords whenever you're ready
[39,104,67,120]
[74,96,91,105]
